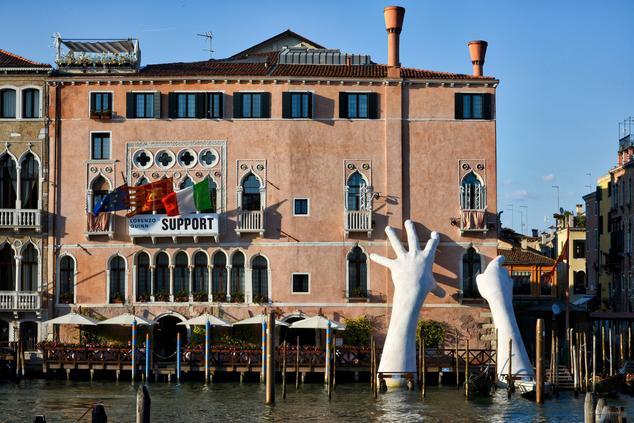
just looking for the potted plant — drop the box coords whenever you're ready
[253,294,269,304]
[136,293,150,303]
[154,292,169,302]
[110,292,124,304]
[231,292,244,303]
[212,291,226,302]
[192,291,208,302]
[348,287,369,302]
[174,290,189,302]
[58,292,74,304]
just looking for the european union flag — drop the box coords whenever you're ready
[93,184,130,216]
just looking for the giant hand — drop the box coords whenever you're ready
[370,220,444,382]
[476,256,534,381]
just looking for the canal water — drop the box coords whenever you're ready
[1,380,634,422]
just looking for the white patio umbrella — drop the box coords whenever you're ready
[290,315,346,330]
[97,313,155,326]
[177,314,232,327]
[233,314,289,327]
[44,312,99,326]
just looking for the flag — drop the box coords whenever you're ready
[127,178,174,216]
[92,184,130,216]
[161,178,213,216]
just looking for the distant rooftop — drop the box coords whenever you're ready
[0,49,50,70]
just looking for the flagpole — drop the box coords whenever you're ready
[565,224,570,335]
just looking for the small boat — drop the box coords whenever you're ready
[466,366,496,397]
[594,373,623,396]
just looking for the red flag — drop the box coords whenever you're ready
[162,191,179,217]
[127,178,173,216]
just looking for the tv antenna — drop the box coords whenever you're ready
[197,31,214,59]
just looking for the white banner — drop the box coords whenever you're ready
[128,213,219,237]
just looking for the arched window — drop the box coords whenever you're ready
[179,176,194,190]
[212,251,227,301]
[462,247,482,299]
[174,252,189,300]
[59,256,74,304]
[193,252,208,299]
[20,153,39,209]
[346,172,367,211]
[22,89,40,118]
[109,256,125,303]
[347,247,367,297]
[460,172,486,210]
[230,252,245,300]
[0,89,16,118]
[20,244,37,291]
[0,155,17,209]
[91,176,110,212]
[136,252,150,302]
[573,270,587,295]
[241,174,261,211]
[0,244,14,291]
[252,255,268,302]
[154,252,169,300]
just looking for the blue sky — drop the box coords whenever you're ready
[2,0,633,233]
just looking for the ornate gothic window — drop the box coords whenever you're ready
[241,174,261,211]
[462,247,482,298]
[59,256,75,304]
[109,256,125,303]
[212,251,227,300]
[460,172,486,210]
[230,252,245,299]
[20,153,38,209]
[252,255,268,302]
[346,172,368,211]
[20,244,37,291]
[136,252,151,302]
[347,247,367,297]
[193,252,208,296]
[154,252,169,299]
[174,252,189,300]
[0,244,14,291]
[0,154,17,209]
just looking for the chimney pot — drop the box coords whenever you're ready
[384,6,405,68]
[468,40,488,77]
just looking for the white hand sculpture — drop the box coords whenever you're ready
[370,220,444,382]
[476,255,534,381]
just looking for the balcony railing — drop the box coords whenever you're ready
[344,209,372,238]
[0,209,41,230]
[0,291,41,310]
[86,213,114,239]
[460,209,487,233]
[236,210,264,236]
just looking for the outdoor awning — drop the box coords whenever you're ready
[61,39,135,54]
[177,314,231,327]
[98,313,155,326]
[233,314,289,327]
[289,315,345,330]
[44,312,98,326]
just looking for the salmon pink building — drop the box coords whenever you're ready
[47,7,499,348]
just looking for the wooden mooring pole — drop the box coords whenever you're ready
[507,338,513,398]
[464,339,470,399]
[455,331,460,387]
[131,321,136,383]
[204,320,210,384]
[421,331,426,399]
[295,336,300,390]
[176,332,181,383]
[282,341,287,400]
[592,332,596,394]
[536,319,544,404]
[136,385,150,423]
[265,311,275,405]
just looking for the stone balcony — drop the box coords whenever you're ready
[460,209,488,234]
[0,209,41,231]
[0,291,41,311]
[235,210,264,236]
[344,209,372,238]
[86,212,114,239]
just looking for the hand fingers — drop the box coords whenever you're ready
[369,253,395,269]
[385,226,406,258]
[405,219,420,254]
[484,255,505,274]
[423,231,440,258]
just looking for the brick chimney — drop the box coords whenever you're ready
[384,6,405,78]
[468,40,488,77]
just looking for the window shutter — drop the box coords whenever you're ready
[218,93,224,118]
[282,92,291,118]
[455,93,464,119]
[483,93,494,120]
[153,92,161,118]
[90,92,96,113]
[307,92,313,118]
[126,93,135,118]
[339,92,348,118]
[233,93,242,119]
[106,93,113,116]
[261,92,271,118]
[168,93,178,118]
[369,93,379,119]
[195,93,206,118]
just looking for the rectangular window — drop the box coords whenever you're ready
[22,89,40,118]
[339,92,378,119]
[90,92,112,119]
[573,240,586,258]
[233,92,270,119]
[511,271,532,295]
[178,93,197,118]
[91,133,110,160]
[207,92,223,118]
[292,273,309,293]
[293,198,309,216]
[283,92,312,118]
[136,93,154,118]
[455,93,493,120]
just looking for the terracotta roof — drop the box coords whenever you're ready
[498,247,555,266]
[0,49,50,68]
[141,60,493,80]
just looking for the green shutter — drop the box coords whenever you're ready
[217,93,224,118]
[369,93,379,119]
[282,92,291,118]
[307,92,313,119]
[261,92,271,118]
[168,93,178,118]
[126,93,135,118]
[339,92,348,118]
[233,93,242,119]
[455,93,464,119]
[483,93,493,120]
[153,92,161,118]
[195,93,206,118]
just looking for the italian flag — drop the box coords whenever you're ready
[161,179,213,216]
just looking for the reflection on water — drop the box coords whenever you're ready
[2,380,634,422]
